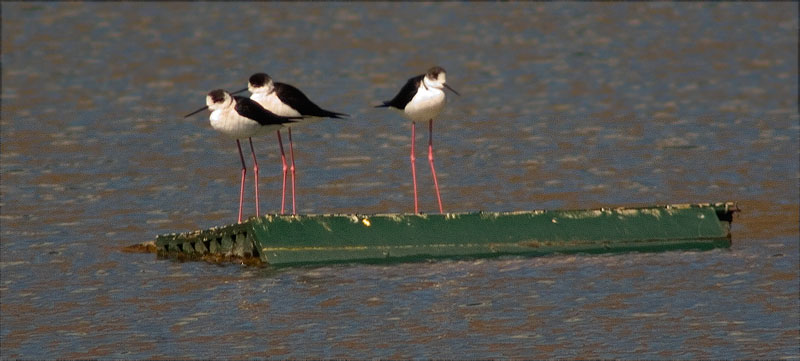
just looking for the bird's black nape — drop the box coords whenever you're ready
[249,73,271,87]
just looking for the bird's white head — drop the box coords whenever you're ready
[424,66,459,96]
[424,66,447,89]
[206,89,234,111]
[247,73,275,95]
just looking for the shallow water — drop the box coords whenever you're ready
[1,2,798,359]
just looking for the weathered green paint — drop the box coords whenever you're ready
[155,202,737,266]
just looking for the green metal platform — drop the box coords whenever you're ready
[155,202,738,266]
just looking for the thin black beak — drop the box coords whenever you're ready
[231,87,248,96]
[444,83,460,96]
[184,105,209,118]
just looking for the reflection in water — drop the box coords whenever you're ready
[1,1,797,358]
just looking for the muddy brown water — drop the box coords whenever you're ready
[1,2,797,358]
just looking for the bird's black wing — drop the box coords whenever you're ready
[234,96,300,126]
[274,82,348,119]
[376,74,424,109]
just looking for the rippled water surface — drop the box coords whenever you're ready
[1,2,798,359]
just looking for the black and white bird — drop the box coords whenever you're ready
[184,89,300,223]
[232,73,348,215]
[376,66,459,214]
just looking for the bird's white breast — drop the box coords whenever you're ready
[210,108,275,139]
[252,92,302,118]
[403,85,445,123]
[251,92,323,128]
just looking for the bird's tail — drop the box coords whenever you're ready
[323,110,350,119]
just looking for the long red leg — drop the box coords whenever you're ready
[248,138,259,217]
[236,139,246,223]
[410,121,419,214]
[276,130,287,214]
[428,119,443,213]
[288,127,297,215]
